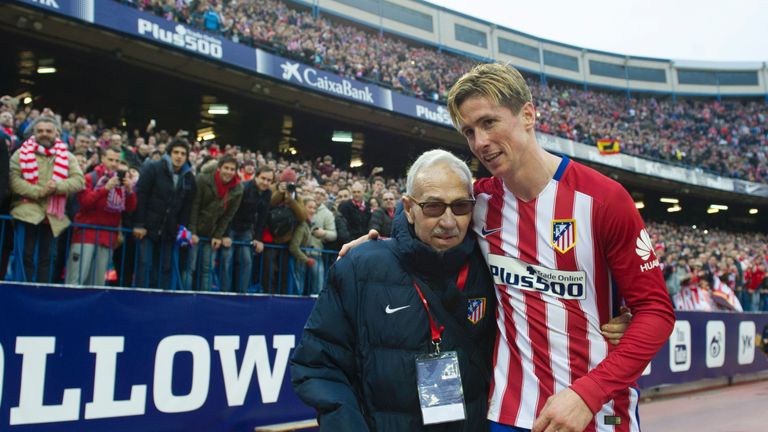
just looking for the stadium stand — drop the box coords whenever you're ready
[0,97,765,307]
[115,0,768,183]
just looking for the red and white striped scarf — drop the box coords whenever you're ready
[19,136,70,218]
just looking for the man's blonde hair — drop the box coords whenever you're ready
[447,63,532,129]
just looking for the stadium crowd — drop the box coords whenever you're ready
[0,97,407,294]
[651,221,768,312]
[118,0,768,183]
[0,95,766,306]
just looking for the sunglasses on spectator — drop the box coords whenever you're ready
[409,197,476,217]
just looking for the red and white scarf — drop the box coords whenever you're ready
[19,136,70,218]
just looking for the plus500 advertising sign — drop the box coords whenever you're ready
[0,283,315,431]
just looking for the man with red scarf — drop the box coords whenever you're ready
[66,146,137,286]
[186,155,243,291]
[9,116,84,282]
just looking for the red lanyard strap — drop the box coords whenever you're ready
[413,282,445,351]
[456,262,469,291]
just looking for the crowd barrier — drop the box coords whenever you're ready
[1,282,767,431]
[0,215,337,295]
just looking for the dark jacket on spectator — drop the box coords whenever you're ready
[291,213,496,431]
[369,207,394,237]
[338,199,371,239]
[228,180,272,240]
[134,155,196,241]
[189,166,243,239]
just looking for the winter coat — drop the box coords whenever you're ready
[268,187,307,244]
[71,166,137,247]
[227,180,271,240]
[369,207,395,237]
[9,148,85,237]
[189,167,243,239]
[338,199,371,239]
[311,203,337,244]
[289,221,324,265]
[291,212,496,432]
[133,155,196,240]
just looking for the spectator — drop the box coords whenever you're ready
[288,197,324,295]
[239,158,256,181]
[368,190,396,237]
[187,155,243,291]
[1,110,19,150]
[0,122,10,207]
[335,188,350,203]
[310,187,337,249]
[338,181,370,239]
[9,115,85,282]
[262,167,307,293]
[316,155,335,177]
[220,165,274,293]
[133,138,196,290]
[744,262,766,312]
[66,146,137,286]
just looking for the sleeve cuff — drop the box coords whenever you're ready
[569,375,609,414]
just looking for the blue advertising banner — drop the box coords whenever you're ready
[0,283,315,431]
[16,0,94,23]
[0,283,767,431]
[637,311,768,388]
[94,1,257,72]
[256,49,393,110]
[391,92,454,127]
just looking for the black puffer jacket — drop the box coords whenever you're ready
[227,180,271,239]
[133,155,196,240]
[291,212,496,432]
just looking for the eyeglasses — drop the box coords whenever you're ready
[410,197,476,217]
[383,197,396,201]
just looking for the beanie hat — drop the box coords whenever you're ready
[280,167,297,183]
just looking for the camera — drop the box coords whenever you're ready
[287,183,296,193]
[116,169,127,181]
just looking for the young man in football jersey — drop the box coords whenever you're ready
[446,63,675,432]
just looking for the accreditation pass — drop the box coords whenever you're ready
[415,351,466,424]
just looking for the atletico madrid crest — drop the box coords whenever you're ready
[467,298,486,324]
[551,219,576,254]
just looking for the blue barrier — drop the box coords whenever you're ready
[0,282,316,432]
[0,215,338,295]
[0,282,766,431]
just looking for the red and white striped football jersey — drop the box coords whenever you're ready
[473,156,674,431]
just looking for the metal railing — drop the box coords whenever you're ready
[0,215,337,295]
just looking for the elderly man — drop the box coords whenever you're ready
[292,150,497,431]
[9,115,85,282]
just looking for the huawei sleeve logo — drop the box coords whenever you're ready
[635,228,661,272]
[635,229,654,261]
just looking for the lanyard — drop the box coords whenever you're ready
[412,262,470,353]
[413,281,444,352]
